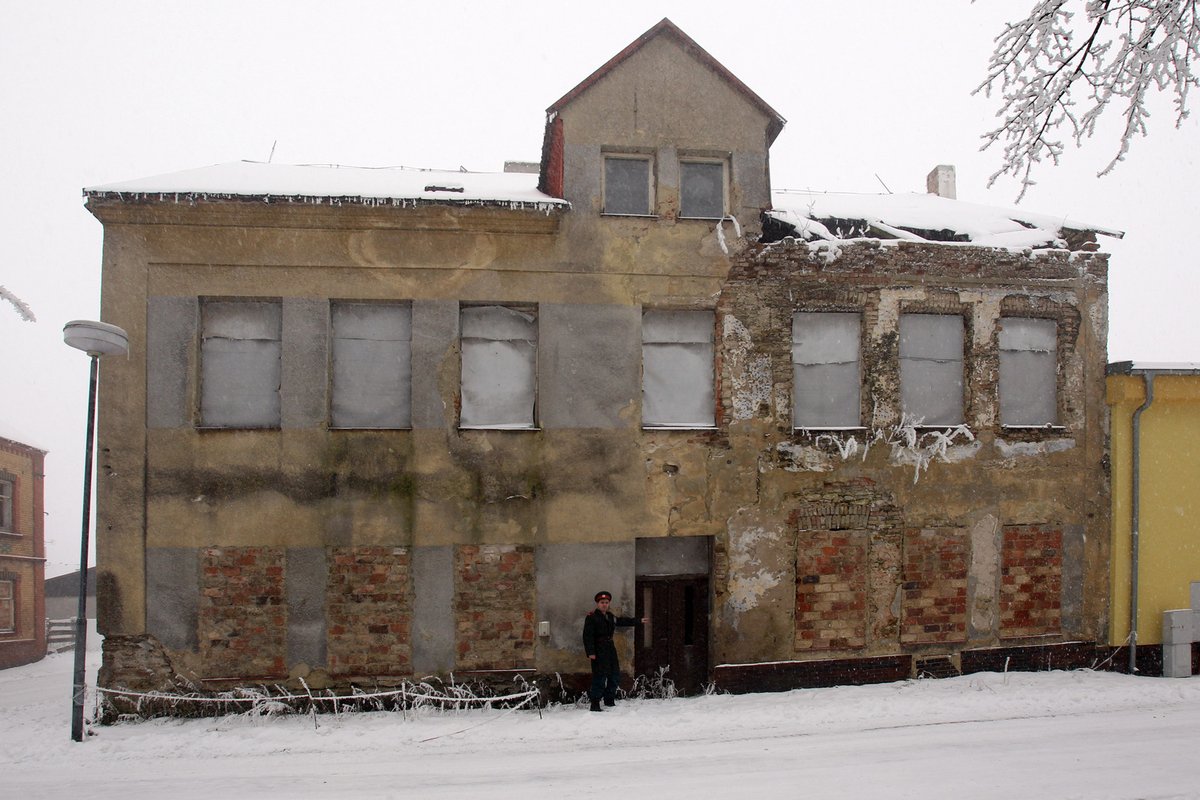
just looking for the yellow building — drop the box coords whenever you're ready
[1107,363,1200,667]
[0,434,47,669]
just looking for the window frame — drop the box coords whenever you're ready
[329,301,413,430]
[998,316,1061,429]
[0,578,14,634]
[198,299,283,430]
[0,477,13,533]
[791,311,863,430]
[641,308,717,430]
[678,157,728,220]
[602,153,655,217]
[899,312,966,428]
[459,304,539,431]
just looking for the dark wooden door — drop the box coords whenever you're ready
[634,575,709,695]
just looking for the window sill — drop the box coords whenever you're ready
[642,425,718,431]
[1001,424,1066,431]
[0,530,23,538]
[601,212,658,219]
[458,425,541,431]
[329,426,413,432]
[793,426,866,433]
[196,425,281,431]
[678,215,725,221]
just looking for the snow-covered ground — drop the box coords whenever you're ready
[4,630,1200,799]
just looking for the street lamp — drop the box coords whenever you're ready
[63,319,128,742]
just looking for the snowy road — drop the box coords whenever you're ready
[4,640,1199,798]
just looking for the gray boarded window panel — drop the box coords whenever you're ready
[999,317,1057,425]
[642,310,715,427]
[331,303,412,428]
[201,301,281,428]
[604,157,651,215]
[460,306,537,429]
[680,161,724,219]
[899,313,964,426]
[792,312,861,428]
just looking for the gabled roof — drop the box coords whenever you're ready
[766,189,1124,251]
[547,18,786,145]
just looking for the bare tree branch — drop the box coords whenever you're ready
[0,285,36,322]
[975,0,1199,201]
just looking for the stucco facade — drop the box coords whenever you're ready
[86,20,1114,704]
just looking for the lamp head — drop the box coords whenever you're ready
[63,319,128,357]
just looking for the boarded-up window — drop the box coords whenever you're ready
[900,313,964,426]
[460,306,537,429]
[792,312,861,428]
[999,317,1057,426]
[0,478,12,532]
[642,310,715,428]
[331,303,412,429]
[0,580,13,633]
[201,300,281,428]
[680,161,725,219]
[604,156,652,215]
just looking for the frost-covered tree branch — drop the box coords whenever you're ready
[1,285,36,322]
[975,1,1200,200]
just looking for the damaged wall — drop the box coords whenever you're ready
[85,23,1110,701]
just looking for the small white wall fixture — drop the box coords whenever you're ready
[1161,580,1200,678]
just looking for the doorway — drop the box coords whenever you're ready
[633,536,711,696]
[635,575,709,695]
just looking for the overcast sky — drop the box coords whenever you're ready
[2,1,1196,578]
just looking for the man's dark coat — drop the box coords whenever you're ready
[583,609,637,671]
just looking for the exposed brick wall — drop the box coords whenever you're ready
[900,528,968,645]
[454,544,535,670]
[1000,524,1062,639]
[198,547,286,678]
[326,546,411,677]
[795,530,867,651]
[789,480,903,652]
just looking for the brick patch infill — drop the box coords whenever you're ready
[900,528,968,645]
[326,546,412,677]
[198,546,286,679]
[795,530,867,651]
[1000,524,1062,639]
[454,545,536,671]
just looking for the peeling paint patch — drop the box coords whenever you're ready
[724,521,784,622]
[996,437,1076,459]
[774,441,834,472]
[722,315,772,421]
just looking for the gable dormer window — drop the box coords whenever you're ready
[679,159,726,219]
[603,154,653,216]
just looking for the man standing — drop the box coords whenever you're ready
[582,591,642,712]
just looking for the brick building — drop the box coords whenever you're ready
[84,19,1118,704]
[0,434,47,669]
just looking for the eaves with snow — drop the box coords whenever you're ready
[765,190,1124,252]
[83,161,569,213]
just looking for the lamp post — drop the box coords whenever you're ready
[63,319,128,742]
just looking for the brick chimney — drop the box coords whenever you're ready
[926,165,956,199]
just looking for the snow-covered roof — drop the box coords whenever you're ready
[84,161,569,211]
[767,190,1123,250]
[1108,361,1200,375]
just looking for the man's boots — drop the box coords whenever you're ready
[590,698,602,712]
[604,698,615,707]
